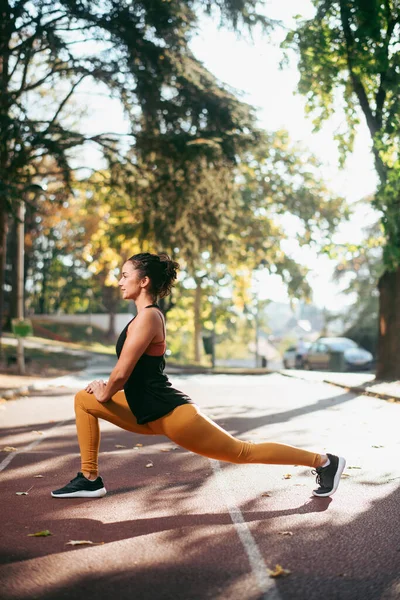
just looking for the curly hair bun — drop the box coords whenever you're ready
[159,253,179,282]
[128,252,180,299]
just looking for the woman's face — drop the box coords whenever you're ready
[118,262,146,300]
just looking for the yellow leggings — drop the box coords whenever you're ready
[74,390,321,475]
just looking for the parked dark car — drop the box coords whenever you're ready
[303,337,374,372]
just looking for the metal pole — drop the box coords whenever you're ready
[211,297,216,369]
[17,200,25,375]
[255,299,259,368]
[87,289,93,341]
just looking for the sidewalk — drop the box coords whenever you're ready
[280,369,400,402]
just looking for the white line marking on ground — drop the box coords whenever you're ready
[0,419,71,473]
[210,461,282,600]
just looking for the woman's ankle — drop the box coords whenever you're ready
[318,454,329,468]
[82,471,98,481]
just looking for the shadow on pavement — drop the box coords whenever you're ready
[0,482,399,600]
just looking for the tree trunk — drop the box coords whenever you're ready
[376,267,400,379]
[158,293,174,320]
[107,310,116,341]
[193,279,202,362]
[102,283,119,342]
[0,2,12,357]
[39,268,48,314]
[8,216,18,319]
[0,209,8,357]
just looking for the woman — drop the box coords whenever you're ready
[52,252,345,499]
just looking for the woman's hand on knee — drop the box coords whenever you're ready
[85,380,108,394]
[87,380,110,403]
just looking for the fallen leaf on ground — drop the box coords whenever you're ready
[66,540,105,546]
[341,473,350,479]
[2,446,17,452]
[278,531,293,536]
[16,486,33,496]
[145,462,154,468]
[261,492,271,497]
[33,475,44,478]
[283,474,292,479]
[28,530,52,537]
[268,564,291,578]
[161,448,171,452]
[115,445,126,449]
[135,443,143,447]
[32,431,44,435]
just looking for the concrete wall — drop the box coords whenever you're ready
[33,313,134,332]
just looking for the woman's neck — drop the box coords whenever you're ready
[135,295,157,312]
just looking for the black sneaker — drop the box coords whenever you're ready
[51,472,107,498]
[312,454,346,497]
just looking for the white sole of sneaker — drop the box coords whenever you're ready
[51,487,107,498]
[312,456,346,497]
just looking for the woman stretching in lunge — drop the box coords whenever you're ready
[52,253,346,499]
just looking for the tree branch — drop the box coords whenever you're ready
[375,16,397,128]
[45,74,87,131]
[339,0,379,137]
[339,0,386,182]
[14,33,36,98]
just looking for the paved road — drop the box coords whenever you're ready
[0,373,399,600]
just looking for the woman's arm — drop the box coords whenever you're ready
[91,310,161,403]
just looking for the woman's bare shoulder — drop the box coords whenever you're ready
[127,309,161,333]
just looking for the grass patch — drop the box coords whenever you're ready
[1,342,88,378]
[32,319,114,346]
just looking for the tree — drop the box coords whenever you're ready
[285,0,400,378]
[0,0,271,347]
[77,172,143,340]
[170,131,347,361]
[325,217,384,354]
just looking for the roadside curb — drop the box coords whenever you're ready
[279,370,400,403]
[2,368,400,403]
[323,380,400,403]
[0,381,72,401]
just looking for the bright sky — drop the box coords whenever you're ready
[74,0,381,311]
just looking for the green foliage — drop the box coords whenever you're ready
[0,0,269,329]
[328,219,383,354]
[1,0,269,210]
[1,1,350,342]
[284,0,400,269]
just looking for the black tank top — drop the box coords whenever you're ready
[115,304,192,424]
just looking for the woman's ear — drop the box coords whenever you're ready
[140,276,151,289]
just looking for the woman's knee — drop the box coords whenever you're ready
[74,389,93,412]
